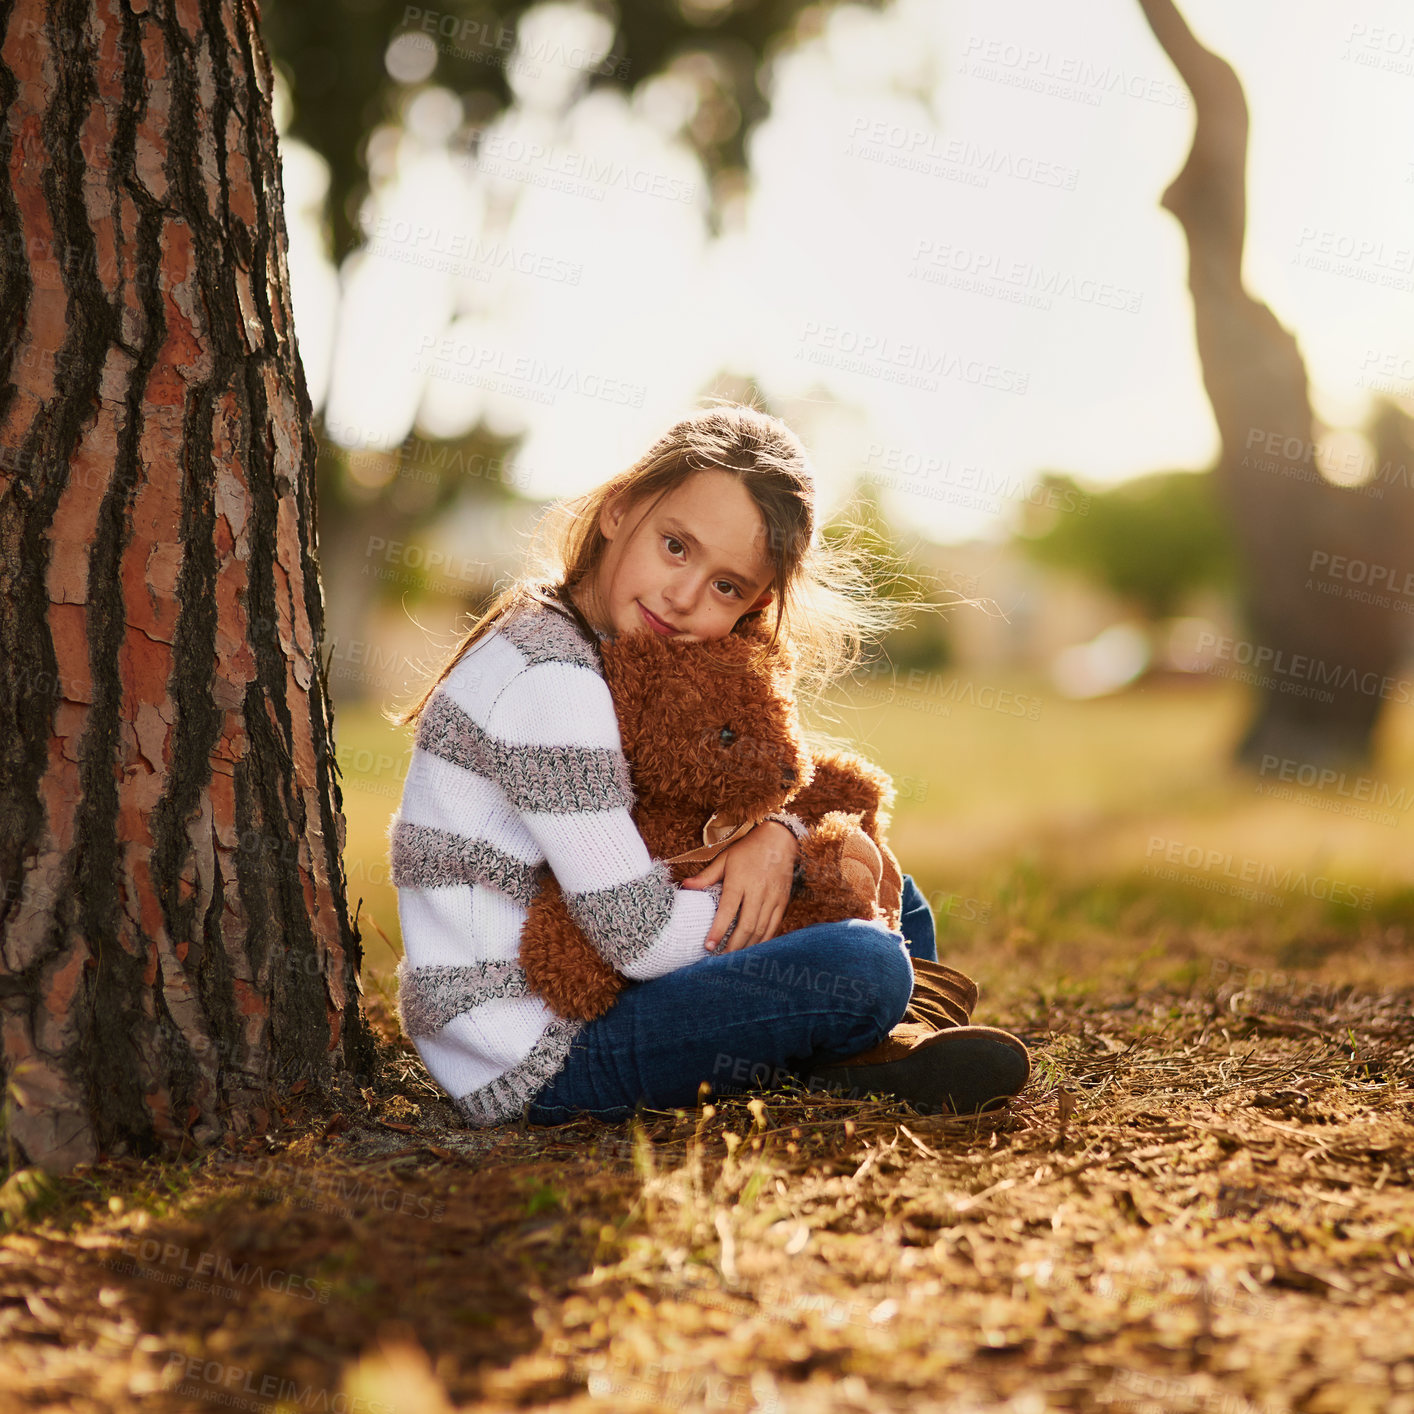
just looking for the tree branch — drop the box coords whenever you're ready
[1136,0,1248,291]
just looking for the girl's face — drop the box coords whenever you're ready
[580,470,776,643]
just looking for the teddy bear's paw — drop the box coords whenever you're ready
[876,839,904,921]
[838,826,883,897]
[795,812,881,922]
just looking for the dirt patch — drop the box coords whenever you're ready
[0,979,1410,1412]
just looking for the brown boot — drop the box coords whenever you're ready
[903,958,981,1030]
[802,1023,1030,1115]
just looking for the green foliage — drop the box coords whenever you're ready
[823,480,952,671]
[876,617,952,674]
[520,1180,566,1217]
[820,480,916,604]
[264,0,827,262]
[0,1168,59,1232]
[1016,470,1237,620]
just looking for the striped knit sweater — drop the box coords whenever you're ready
[387,595,729,1127]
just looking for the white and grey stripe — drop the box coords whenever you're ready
[497,599,603,669]
[454,1018,587,1126]
[389,821,544,900]
[416,691,633,814]
[392,595,722,1129]
[396,957,535,1037]
[561,861,680,971]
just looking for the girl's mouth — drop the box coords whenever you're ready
[638,602,678,635]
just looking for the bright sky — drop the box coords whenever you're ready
[280,0,1414,544]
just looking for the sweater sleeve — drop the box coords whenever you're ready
[481,658,726,980]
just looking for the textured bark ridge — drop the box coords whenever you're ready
[0,0,375,1172]
[1139,0,1414,767]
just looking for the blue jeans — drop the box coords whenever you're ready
[525,875,938,1125]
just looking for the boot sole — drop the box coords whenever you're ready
[805,1025,1031,1115]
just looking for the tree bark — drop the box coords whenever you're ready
[1138,0,1414,768]
[0,0,375,1174]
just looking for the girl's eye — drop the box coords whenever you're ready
[662,536,741,598]
[719,727,736,746]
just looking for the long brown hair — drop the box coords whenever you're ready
[386,402,926,730]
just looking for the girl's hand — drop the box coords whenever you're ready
[682,820,799,952]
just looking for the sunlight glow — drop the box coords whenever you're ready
[277,0,1414,543]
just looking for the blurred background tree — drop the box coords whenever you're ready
[1016,469,1236,623]
[260,0,883,704]
[263,0,1414,766]
[1139,0,1414,768]
[263,0,821,263]
[251,0,1414,1083]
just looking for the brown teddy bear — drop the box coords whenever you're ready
[518,614,912,1022]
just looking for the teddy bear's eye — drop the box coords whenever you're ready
[719,726,736,746]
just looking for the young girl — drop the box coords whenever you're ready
[386,404,1030,1127]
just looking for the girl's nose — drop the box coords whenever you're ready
[663,578,696,617]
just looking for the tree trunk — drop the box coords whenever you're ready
[0,0,375,1174]
[1138,0,1414,768]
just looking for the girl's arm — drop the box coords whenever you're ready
[682,818,801,950]
[474,659,724,980]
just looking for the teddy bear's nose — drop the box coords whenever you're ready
[781,765,797,784]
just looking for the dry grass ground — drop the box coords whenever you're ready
[1,677,1411,1411]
